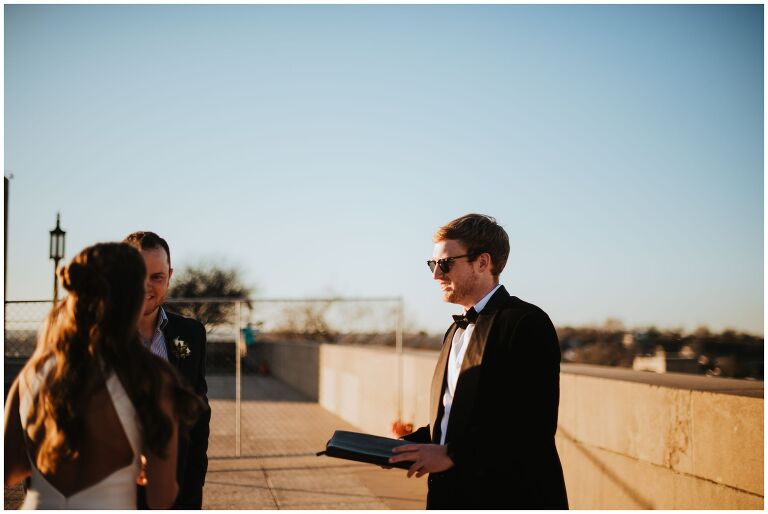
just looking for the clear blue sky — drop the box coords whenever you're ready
[5,4,764,335]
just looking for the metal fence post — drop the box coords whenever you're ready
[235,300,242,457]
[395,298,404,420]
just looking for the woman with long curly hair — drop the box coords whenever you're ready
[4,242,202,509]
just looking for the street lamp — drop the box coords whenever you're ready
[49,213,66,303]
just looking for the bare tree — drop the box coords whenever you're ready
[271,301,337,342]
[167,262,253,332]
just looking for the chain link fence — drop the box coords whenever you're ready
[166,297,403,457]
[4,300,52,359]
[4,301,53,398]
[4,297,403,458]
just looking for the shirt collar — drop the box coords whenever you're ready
[472,284,502,314]
[156,306,169,332]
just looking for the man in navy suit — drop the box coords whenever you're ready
[389,214,568,509]
[125,231,210,509]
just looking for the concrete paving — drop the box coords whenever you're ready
[4,374,426,510]
[205,374,425,509]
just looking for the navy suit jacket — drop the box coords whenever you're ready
[138,310,210,509]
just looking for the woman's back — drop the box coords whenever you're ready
[4,242,191,510]
[18,358,141,509]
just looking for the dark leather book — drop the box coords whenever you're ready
[317,430,414,469]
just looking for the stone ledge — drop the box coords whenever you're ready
[561,363,764,398]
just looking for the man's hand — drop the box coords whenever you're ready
[389,444,454,478]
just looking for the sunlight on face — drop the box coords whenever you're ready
[431,240,478,307]
[141,247,172,317]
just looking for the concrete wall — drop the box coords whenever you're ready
[318,345,436,433]
[255,341,763,509]
[252,340,320,400]
[556,368,763,509]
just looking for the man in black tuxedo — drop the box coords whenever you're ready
[389,214,568,509]
[125,231,211,510]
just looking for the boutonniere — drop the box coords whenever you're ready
[173,337,191,359]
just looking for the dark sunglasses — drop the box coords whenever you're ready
[427,254,470,274]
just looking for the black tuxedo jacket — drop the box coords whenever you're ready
[404,286,568,509]
[138,310,211,510]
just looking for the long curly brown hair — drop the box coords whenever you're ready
[24,242,201,474]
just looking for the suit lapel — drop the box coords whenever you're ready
[444,309,496,441]
[162,310,179,367]
[430,324,457,442]
[460,310,496,374]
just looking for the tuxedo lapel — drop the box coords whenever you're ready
[460,310,495,374]
[430,324,457,442]
[445,309,496,441]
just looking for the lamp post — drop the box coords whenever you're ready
[49,213,66,303]
[4,175,9,301]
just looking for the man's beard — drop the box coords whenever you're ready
[442,273,478,306]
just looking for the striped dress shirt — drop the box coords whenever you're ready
[143,307,169,361]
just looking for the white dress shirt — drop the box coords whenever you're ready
[439,283,502,445]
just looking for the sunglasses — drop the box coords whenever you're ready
[427,254,470,274]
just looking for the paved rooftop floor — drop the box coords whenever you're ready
[205,374,425,509]
[4,374,426,510]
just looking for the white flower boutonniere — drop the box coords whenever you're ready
[173,337,191,359]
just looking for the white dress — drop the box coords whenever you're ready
[18,359,142,509]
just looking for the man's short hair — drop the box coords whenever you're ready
[433,214,510,276]
[123,231,171,268]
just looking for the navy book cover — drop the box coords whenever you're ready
[318,430,414,470]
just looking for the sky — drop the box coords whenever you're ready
[4,4,764,336]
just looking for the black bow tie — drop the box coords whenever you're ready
[452,307,479,329]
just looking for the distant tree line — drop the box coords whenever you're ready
[559,321,763,379]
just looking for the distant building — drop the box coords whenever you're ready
[632,346,701,374]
